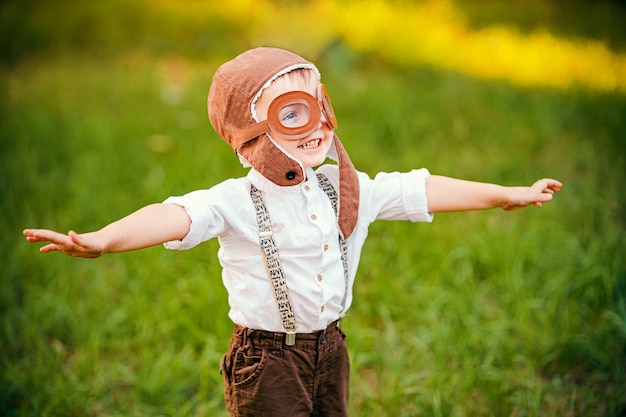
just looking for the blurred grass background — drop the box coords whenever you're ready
[1,0,625,416]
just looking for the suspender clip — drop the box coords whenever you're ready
[285,330,296,346]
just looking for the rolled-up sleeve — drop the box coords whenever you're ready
[402,168,433,223]
[360,168,433,223]
[161,179,242,250]
[162,194,212,250]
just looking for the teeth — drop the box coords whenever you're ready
[299,139,320,149]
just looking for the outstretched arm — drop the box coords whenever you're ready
[425,175,562,213]
[23,203,191,258]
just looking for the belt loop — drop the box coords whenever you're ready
[273,332,284,356]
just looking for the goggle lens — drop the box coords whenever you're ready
[278,102,312,129]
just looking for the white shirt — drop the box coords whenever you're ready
[163,165,433,333]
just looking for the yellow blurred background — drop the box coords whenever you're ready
[145,0,626,93]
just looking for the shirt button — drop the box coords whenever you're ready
[311,214,317,220]
[320,305,325,312]
[317,274,323,282]
[323,244,329,251]
[304,185,310,191]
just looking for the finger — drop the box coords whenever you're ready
[40,243,61,253]
[23,229,47,242]
[70,230,98,250]
[25,235,46,243]
[24,228,65,242]
[543,178,563,191]
[68,230,80,242]
[67,231,104,257]
[550,183,563,192]
[29,229,78,252]
[534,178,562,191]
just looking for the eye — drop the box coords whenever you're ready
[282,111,297,122]
[279,103,310,128]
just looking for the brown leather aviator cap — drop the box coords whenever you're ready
[207,47,359,238]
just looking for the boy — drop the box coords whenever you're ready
[23,47,562,417]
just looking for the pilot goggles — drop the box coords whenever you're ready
[239,84,338,143]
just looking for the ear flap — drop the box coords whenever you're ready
[237,134,306,186]
[333,135,359,239]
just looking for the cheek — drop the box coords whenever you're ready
[324,139,334,155]
[272,136,298,153]
[323,129,335,145]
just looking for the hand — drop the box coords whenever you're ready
[502,178,563,210]
[23,229,106,258]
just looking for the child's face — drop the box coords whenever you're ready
[255,73,334,169]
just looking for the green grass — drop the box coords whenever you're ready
[2,2,626,416]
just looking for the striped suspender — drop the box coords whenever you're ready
[250,184,298,344]
[315,173,350,313]
[249,173,349,346]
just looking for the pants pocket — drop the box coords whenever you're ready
[233,346,267,387]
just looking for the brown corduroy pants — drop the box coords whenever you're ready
[220,321,350,417]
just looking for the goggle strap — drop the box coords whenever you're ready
[234,121,270,151]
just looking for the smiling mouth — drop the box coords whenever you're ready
[298,139,321,149]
